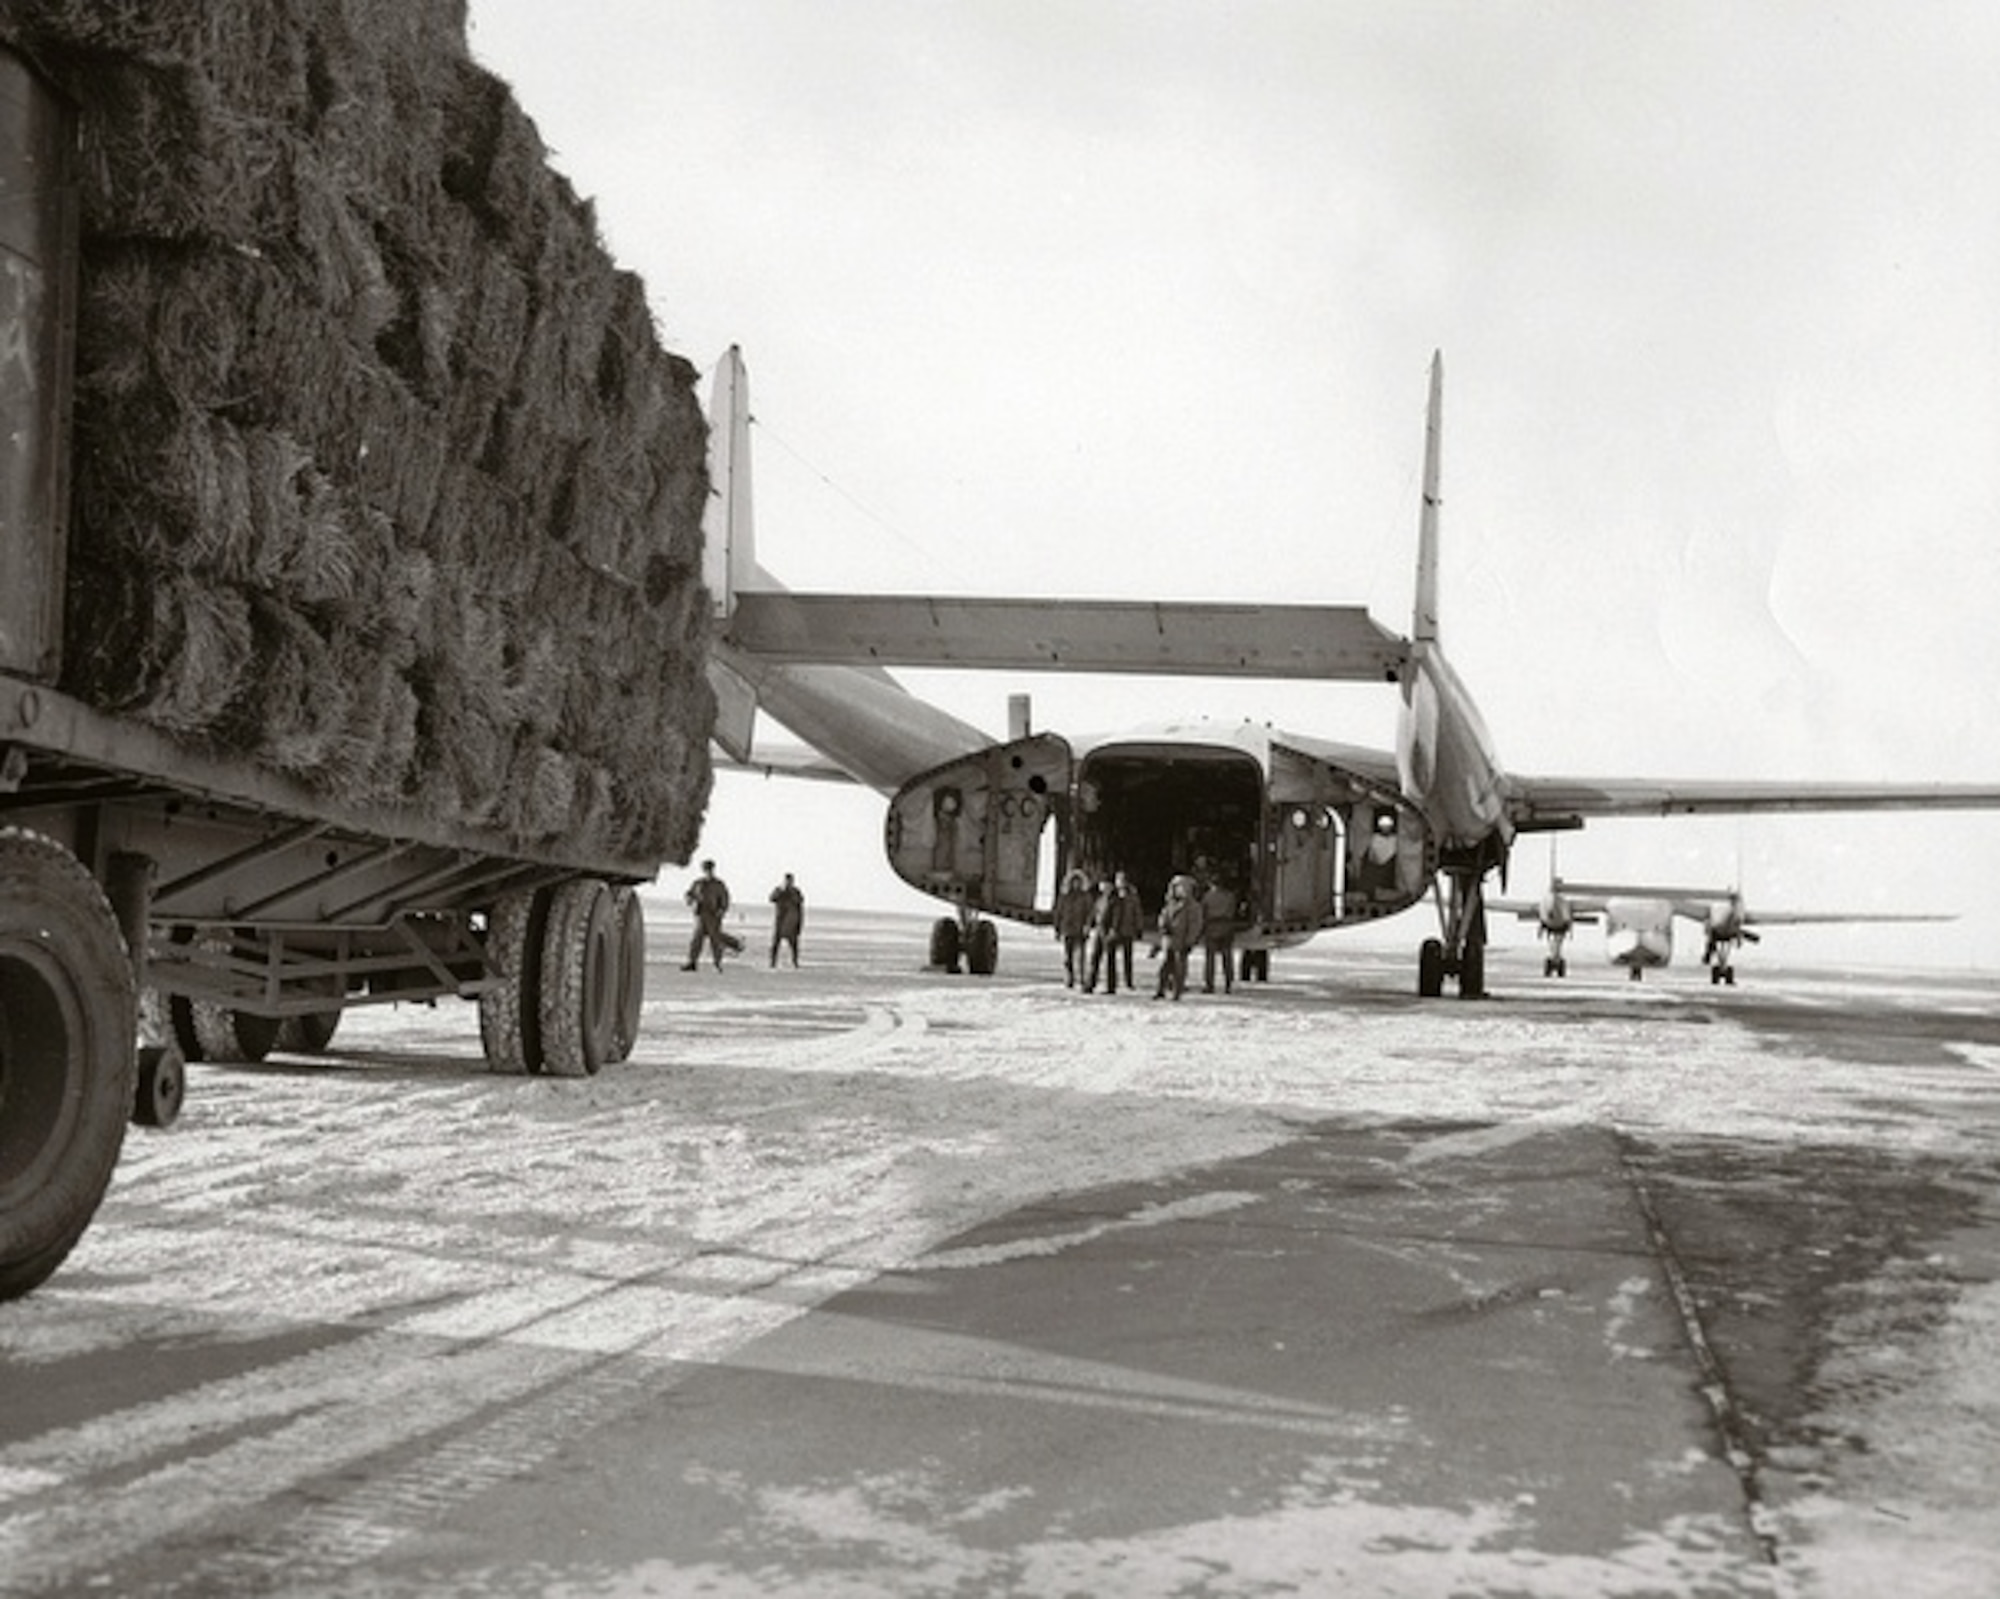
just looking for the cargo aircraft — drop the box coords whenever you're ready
[701,347,2000,995]
[1490,876,1955,983]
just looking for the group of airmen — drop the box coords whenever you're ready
[1053,862,1243,1000]
[679,857,1243,998]
[680,860,806,970]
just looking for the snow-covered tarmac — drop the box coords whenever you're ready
[1,905,1995,1597]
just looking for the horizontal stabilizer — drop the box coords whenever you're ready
[710,741,859,784]
[706,658,759,763]
[722,592,1409,680]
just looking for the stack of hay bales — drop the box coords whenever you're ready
[0,0,714,865]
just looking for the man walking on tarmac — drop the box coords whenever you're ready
[681,859,732,970]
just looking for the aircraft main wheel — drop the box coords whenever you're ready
[1459,939,1485,1000]
[607,885,646,1062]
[0,828,139,1301]
[1417,938,1445,998]
[966,918,1000,976]
[1722,965,1737,987]
[1555,958,1567,979]
[133,1044,187,1130]
[480,887,549,1075]
[928,917,962,973]
[538,879,618,1079]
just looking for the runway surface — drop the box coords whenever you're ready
[2,904,1997,1597]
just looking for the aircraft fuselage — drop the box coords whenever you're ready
[1602,896,1676,975]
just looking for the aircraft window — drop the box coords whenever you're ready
[1028,774,1048,795]
[1290,807,1310,831]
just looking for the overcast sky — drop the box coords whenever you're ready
[467,1,2000,971]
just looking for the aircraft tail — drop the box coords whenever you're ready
[1412,350,1443,646]
[701,345,760,622]
[702,345,763,760]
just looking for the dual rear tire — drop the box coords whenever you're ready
[479,879,646,1077]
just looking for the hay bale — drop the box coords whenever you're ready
[8,0,715,864]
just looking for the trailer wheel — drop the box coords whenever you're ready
[539,879,618,1078]
[133,1044,186,1130]
[277,1010,341,1053]
[178,935,277,1063]
[607,886,646,1063]
[1,828,139,1300]
[480,888,549,1075]
[188,1000,278,1064]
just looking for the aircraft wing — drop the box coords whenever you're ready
[1552,878,1957,928]
[1741,909,1956,927]
[722,592,1410,680]
[1504,776,2000,831]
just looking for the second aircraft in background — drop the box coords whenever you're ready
[1489,876,1955,984]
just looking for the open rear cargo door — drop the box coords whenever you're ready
[886,734,1072,918]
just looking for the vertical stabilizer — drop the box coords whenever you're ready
[1412,350,1443,645]
[701,345,758,620]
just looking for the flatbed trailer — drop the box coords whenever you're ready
[1,45,684,1298]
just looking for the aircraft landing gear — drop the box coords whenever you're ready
[930,908,999,975]
[1419,938,1445,998]
[1419,859,1492,999]
[1709,962,1736,986]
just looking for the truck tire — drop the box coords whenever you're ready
[276,1010,341,1053]
[275,973,343,1054]
[187,999,279,1064]
[177,935,278,1063]
[538,879,617,1078]
[607,885,646,1063]
[480,888,549,1075]
[1,828,139,1300]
